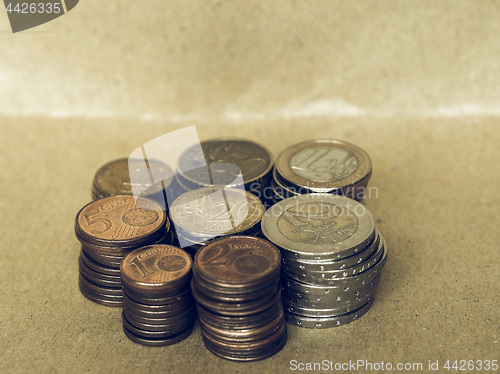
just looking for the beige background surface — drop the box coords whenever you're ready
[0,1,498,373]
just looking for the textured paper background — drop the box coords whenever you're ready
[0,1,498,373]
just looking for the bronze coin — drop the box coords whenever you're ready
[202,329,287,362]
[193,236,281,288]
[122,312,194,338]
[122,287,191,306]
[78,274,122,296]
[192,282,281,316]
[123,295,194,319]
[122,321,194,347]
[78,278,123,307]
[79,258,122,288]
[197,301,282,330]
[75,195,166,248]
[124,306,196,326]
[80,249,121,276]
[123,310,195,332]
[192,276,279,302]
[123,289,193,312]
[201,319,286,351]
[81,246,123,268]
[198,309,284,342]
[121,245,192,297]
[92,158,174,201]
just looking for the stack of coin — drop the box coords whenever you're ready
[169,187,265,256]
[75,195,171,306]
[261,194,387,328]
[91,158,174,209]
[174,138,274,206]
[192,236,287,361]
[272,139,372,202]
[120,245,196,346]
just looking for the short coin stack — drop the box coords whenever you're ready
[169,187,265,256]
[75,195,170,306]
[120,245,196,346]
[91,158,174,207]
[272,139,372,202]
[261,194,387,328]
[192,236,287,361]
[174,138,274,206]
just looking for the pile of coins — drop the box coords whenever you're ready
[75,195,171,306]
[192,236,287,361]
[169,187,265,256]
[261,194,387,328]
[174,138,274,205]
[120,245,196,346]
[272,139,372,202]
[91,158,174,207]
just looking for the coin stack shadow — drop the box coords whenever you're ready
[262,194,388,328]
[75,195,171,307]
[169,187,265,257]
[192,236,287,361]
[173,138,274,208]
[120,245,196,346]
[271,139,372,203]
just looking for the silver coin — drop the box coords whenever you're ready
[282,275,381,309]
[283,294,372,317]
[283,239,387,287]
[283,230,381,271]
[275,139,371,193]
[283,235,385,283]
[285,299,374,329]
[262,194,376,261]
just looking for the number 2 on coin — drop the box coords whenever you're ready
[204,244,230,266]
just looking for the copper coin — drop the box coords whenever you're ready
[176,138,273,189]
[123,289,193,313]
[192,282,281,316]
[123,310,195,332]
[124,306,196,326]
[275,139,371,192]
[80,249,121,276]
[192,276,279,302]
[78,274,123,296]
[75,195,166,248]
[122,321,194,347]
[197,301,282,330]
[92,158,174,201]
[78,278,123,307]
[169,187,264,239]
[121,245,192,297]
[79,258,122,288]
[202,329,287,361]
[123,296,194,319]
[194,236,281,288]
[198,309,284,342]
[81,247,123,268]
[201,319,286,351]
[122,287,191,306]
[122,312,194,339]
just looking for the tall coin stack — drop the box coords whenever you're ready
[192,236,287,361]
[91,158,174,208]
[169,187,265,256]
[120,245,196,346]
[272,139,372,203]
[261,194,387,328]
[75,195,170,306]
[174,138,274,207]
